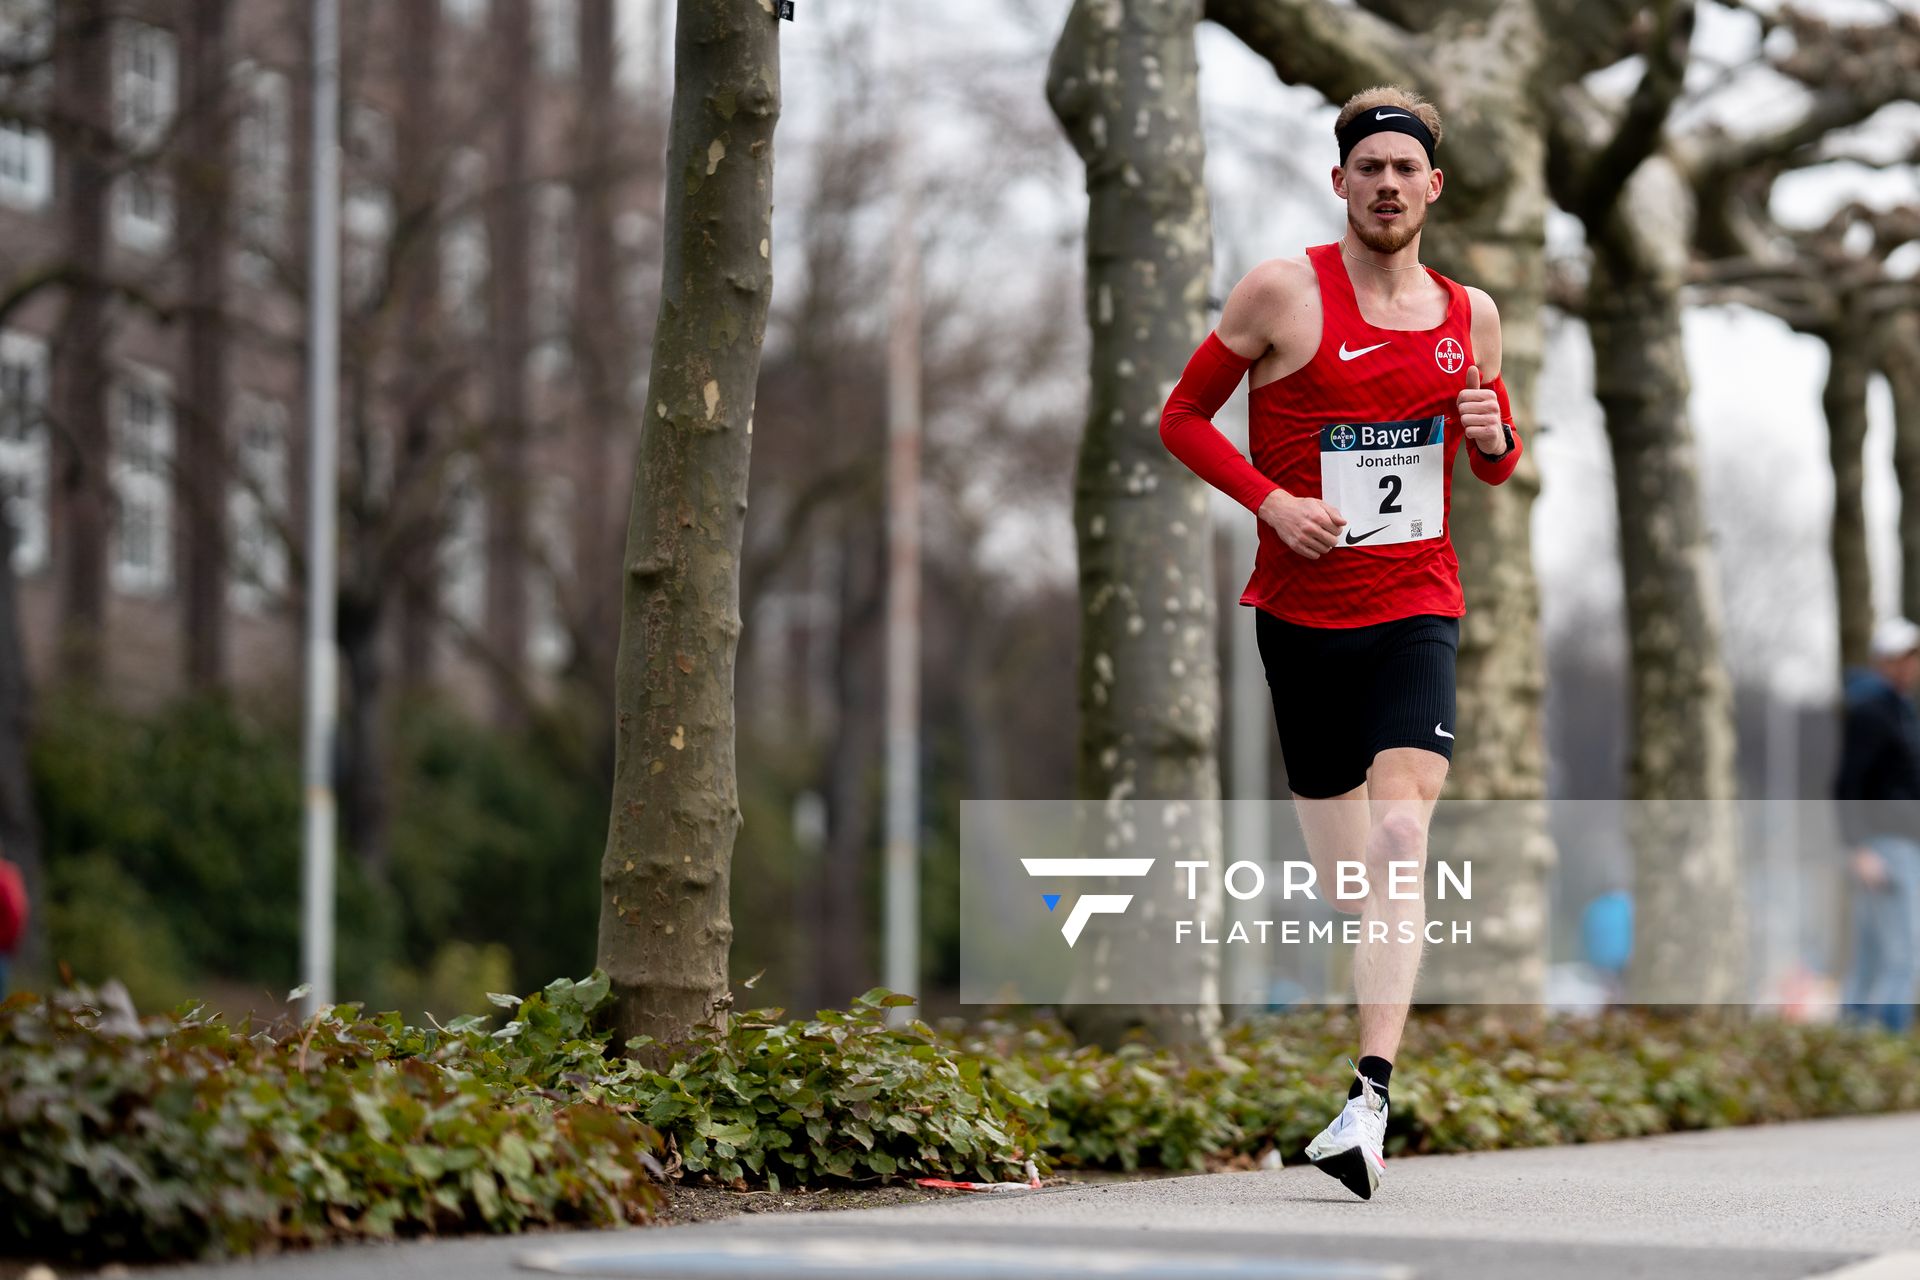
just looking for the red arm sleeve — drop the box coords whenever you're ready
[1467,374,1522,486]
[1159,331,1277,514]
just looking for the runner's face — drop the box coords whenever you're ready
[1336,133,1440,254]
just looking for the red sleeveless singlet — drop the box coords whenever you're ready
[1239,242,1481,628]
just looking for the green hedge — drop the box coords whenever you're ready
[624,991,1042,1190]
[8,973,1920,1268]
[960,1009,1920,1171]
[0,977,1043,1266]
[0,975,664,1265]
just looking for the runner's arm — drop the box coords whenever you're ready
[1159,271,1281,513]
[1465,287,1522,485]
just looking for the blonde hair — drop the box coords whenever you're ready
[1334,86,1444,151]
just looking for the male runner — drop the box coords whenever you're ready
[1158,86,1521,1200]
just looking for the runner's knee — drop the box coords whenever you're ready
[1364,811,1428,880]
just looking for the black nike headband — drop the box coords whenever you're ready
[1337,107,1437,167]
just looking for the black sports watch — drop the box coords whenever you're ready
[1473,422,1515,462]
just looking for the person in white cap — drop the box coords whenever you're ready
[1834,616,1920,1031]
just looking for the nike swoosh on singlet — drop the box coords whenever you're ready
[1435,724,1454,740]
[1345,526,1388,545]
[1339,341,1391,361]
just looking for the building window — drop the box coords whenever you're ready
[441,148,490,339]
[528,475,573,671]
[234,64,291,280]
[531,182,575,375]
[116,20,176,142]
[111,366,174,595]
[117,171,171,250]
[113,20,176,251]
[0,0,53,210]
[441,455,486,629]
[534,0,577,76]
[0,330,50,574]
[229,394,288,613]
[344,105,394,308]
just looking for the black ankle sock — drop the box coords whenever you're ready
[1348,1055,1393,1105]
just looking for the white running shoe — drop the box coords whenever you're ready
[1303,1065,1389,1200]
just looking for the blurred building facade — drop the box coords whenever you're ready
[0,0,661,719]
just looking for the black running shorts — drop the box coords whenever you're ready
[1252,609,1459,799]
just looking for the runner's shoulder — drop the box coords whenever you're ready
[1237,254,1316,306]
[1463,285,1502,375]
[1219,256,1317,359]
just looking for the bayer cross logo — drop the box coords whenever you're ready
[1434,337,1465,374]
[1330,424,1357,451]
[1021,858,1156,946]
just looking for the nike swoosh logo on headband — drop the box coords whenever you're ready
[1374,110,1412,121]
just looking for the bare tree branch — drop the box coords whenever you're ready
[1570,2,1696,214]
[1201,0,1420,101]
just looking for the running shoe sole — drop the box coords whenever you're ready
[1307,1143,1380,1200]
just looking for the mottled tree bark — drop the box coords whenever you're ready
[1888,311,1920,621]
[176,0,233,692]
[1549,3,1745,1004]
[1588,200,1744,1003]
[1826,314,1875,672]
[1410,52,1555,1005]
[598,0,779,1063]
[51,0,113,686]
[1047,0,1223,1050]
[485,0,535,727]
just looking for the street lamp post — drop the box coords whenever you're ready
[299,0,342,1017]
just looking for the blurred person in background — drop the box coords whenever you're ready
[0,847,25,1000]
[1835,616,1920,1032]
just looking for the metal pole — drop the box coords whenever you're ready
[882,76,922,1024]
[300,0,341,1016]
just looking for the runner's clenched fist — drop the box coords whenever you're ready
[1457,365,1507,456]
[1258,489,1347,560]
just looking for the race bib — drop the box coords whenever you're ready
[1317,416,1444,549]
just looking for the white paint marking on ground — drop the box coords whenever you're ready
[516,1237,1413,1279]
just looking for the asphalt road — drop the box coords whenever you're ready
[150,1114,1920,1280]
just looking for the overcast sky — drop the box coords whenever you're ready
[621,0,1920,704]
